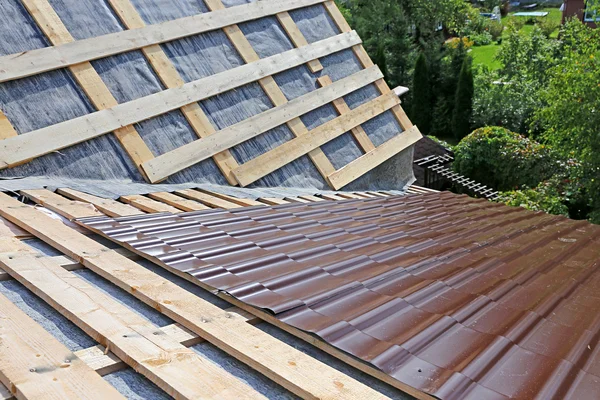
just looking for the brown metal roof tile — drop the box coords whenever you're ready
[78,192,600,399]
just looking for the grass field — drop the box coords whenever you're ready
[470,7,562,70]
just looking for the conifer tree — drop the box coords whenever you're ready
[452,56,474,140]
[410,52,432,134]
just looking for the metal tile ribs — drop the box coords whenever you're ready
[78,192,600,400]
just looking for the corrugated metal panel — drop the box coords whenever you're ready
[78,192,600,399]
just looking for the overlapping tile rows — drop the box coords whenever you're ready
[78,192,600,399]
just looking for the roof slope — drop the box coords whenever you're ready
[0,0,419,191]
[80,191,600,399]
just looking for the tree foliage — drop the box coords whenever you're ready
[452,56,474,140]
[453,127,561,191]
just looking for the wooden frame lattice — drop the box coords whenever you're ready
[0,0,421,189]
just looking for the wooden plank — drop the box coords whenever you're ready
[285,197,311,203]
[276,12,323,73]
[0,0,325,84]
[0,111,17,139]
[142,66,383,183]
[0,292,125,400]
[297,195,324,202]
[318,194,346,201]
[366,191,387,197]
[327,126,422,190]
[76,307,258,377]
[120,195,181,214]
[193,189,265,207]
[336,192,363,199]
[20,0,154,180]
[323,0,413,130]
[232,91,399,186]
[147,192,211,212]
[174,189,241,209]
[257,198,290,205]
[0,32,361,170]
[20,189,103,220]
[0,194,387,400]
[317,75,375,152]
[204,0,336,186]
[107,0,240,185]
[0,254,263,400]
[56,188,144,218]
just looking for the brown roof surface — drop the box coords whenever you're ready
[78,192,600,399]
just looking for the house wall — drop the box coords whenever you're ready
[563,0,598,27]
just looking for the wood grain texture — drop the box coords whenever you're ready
[193,189,265,207]
[327,126,422,189]
[120,195,182,213]
[0,194,388,400]
[56,188,144,218]
[276,11,323,73]
[174,189,241,209]
[0,292,125,400]
[142,66,382,183]
[0,0,325,83]
[107,0,240,185]
[0,32,361,170]
[0,111,17,139]
[20,0,155,179]
[232,91,399,186]
[0,254,264,400]
[147,192,212,212]
[20,189,103,220]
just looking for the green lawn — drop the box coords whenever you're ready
[469,7,562,70]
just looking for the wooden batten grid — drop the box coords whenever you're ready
[19,0,154,179]
[0,0,419,189]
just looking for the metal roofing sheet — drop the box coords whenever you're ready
[78,192,600,399]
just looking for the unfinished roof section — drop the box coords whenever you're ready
[80,192,600,399]
[0,0,420,190]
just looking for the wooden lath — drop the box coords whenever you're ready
[0,110,17,140]
[0,193,387,399]
[20,0,155,180]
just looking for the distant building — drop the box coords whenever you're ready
[562,0,598,27]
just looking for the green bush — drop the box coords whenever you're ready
[469,31,493,46]
[489,21,504,41]
[453,127,561,191]
[499,188,569,217]
[537,17,559,38]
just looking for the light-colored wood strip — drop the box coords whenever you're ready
[323,0,413,130]
[0,254,264,400]
[147,192,211,212]
[0,32,361,170]
[284,197,311,203]
[0,0,326,83]
[175,189,241,209]
[257,198,290,205]
[297,195,324,202]
[317,75,375,152]
[336,192,363,199]
[203,0,336,185]
[276,11,323,73]
[120,195,181,213]
[56,188,144,217]
[20,189,103,220]
[366,191,387,197]
[410,185,439,193]
[232,90,399,186]
[107,0,239,185]
[194,189,265,207]
[142,66,382,183]
[0,111,17,139]
[76,307,258,377]
[327,126,422,189]
[318,194,345,201]
[0,292,125,400]
[0,194,387,400]
[21,0,154,179]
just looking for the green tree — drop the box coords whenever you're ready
[534,20,600,222]
[410,53,432,134]
[451,56,473,140]
[372,41,389,82]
